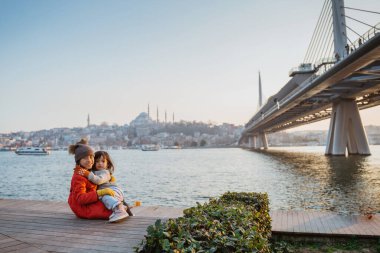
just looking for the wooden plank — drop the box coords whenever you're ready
[269,211,279,232]
[297,210,307,233]
[1,199,380,253]
[0,226,145,243]
[321,213,336,234]
[0,219,153,237]
[0,242,48,253]
[289,210,296,232]
[280,210,287,232]
[365,217,380,235]
[0,240,24,249]
[2,231,141,249]
[315,212,328,234]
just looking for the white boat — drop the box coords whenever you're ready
[15,147,50,155]
[165,145,181,149]
[141,144,160,151]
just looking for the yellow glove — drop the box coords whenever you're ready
[97,188,115,197]
[110,175,116,183]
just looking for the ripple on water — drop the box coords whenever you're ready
[0,147,379,215]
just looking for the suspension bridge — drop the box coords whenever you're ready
[240,0,380,156]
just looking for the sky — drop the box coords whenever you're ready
[0,0,379,133]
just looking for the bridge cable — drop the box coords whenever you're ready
[346,25,364,39]
[305,0,331,63]
[320,23,334,65]
[343,15,377,29]
[303,0,330,63]
[304,0,331,63]
[345,34,356,50]
[306,0,332,64]
[313,21,332,65]
[342,14,378,48]
[344,7,380,15]
[310,2,332,64]
[309,3,333,65]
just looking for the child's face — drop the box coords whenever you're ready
[79,155,94,170]
[95,155,108,170]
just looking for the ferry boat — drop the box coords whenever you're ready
[141,144,160,151]
[15,147,50,155]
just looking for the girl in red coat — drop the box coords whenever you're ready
[67,139,114,219]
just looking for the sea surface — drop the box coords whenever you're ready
[1,146,379,215]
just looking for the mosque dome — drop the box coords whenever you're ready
[130,112,154,127]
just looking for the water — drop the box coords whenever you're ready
[0,146,379,215]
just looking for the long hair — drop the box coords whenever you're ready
[93,151,115,174]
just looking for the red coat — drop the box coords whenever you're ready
[68,169,112,219]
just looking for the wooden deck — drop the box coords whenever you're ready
[0,199,379,252]
[271,210,380,239]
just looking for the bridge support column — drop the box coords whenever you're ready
[247,136,257,149]
[248,136,253,148]
[325,99,370,156]
[257,132,268,150]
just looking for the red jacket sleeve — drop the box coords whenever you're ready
[71,174,99,205]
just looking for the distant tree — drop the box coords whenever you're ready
[190,141,198,147]
[200,139,207,147]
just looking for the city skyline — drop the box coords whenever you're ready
[1,0,380,133]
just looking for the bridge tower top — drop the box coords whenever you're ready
[332,0,347,59]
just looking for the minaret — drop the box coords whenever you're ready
[87,114,90,127]
[258,71,263,108]
[156,106,159,123]
[148,103,150,118]
[172,112,175,124]
[165,110,167,124]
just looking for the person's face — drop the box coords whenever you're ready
[95,155,108,170]
[79,155,94,169]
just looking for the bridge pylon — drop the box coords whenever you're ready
[248,136,257,149]
[258,132,268,150]
[247,133,268,150]
[325,99,370,156]
[332,0,347,59]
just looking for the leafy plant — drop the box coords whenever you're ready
[135,192,271,253]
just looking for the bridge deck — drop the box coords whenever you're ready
[0,199,379,252]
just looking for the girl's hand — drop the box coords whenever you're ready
[74,167,90,177]
[97,188,115,197]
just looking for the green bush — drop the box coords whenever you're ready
[135,192,272,253]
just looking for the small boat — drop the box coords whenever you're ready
[15,147,50,155]
[141,144,160,151]
[165,145,181,149]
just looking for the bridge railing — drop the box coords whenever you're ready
[312,22,380,77]
[349,22,380,56]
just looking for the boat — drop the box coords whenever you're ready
[0,147,12,152]
[141,144,160,151]
[15,147,50,155]
[165,145,181,149]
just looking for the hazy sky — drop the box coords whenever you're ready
[1,0,379,133]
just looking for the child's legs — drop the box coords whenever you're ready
[100,187,124,210]
[101,195,120,210]
[108,186,124,202]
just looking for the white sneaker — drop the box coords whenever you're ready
[109,204,129,223]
